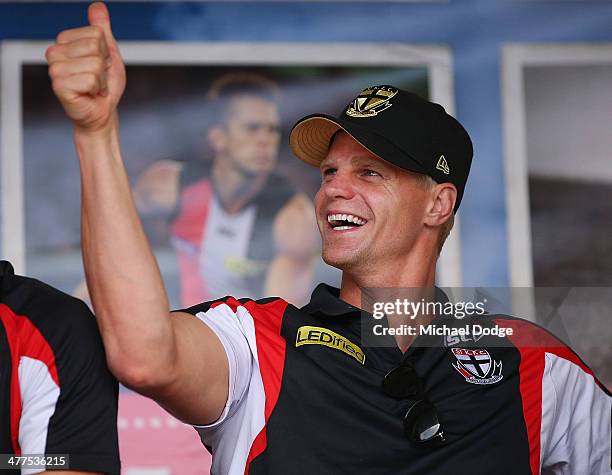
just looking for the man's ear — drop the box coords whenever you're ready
[425,183,456,226]
[207,126,226,153]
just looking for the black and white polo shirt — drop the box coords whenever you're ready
[0,261,120,474]
[183,283,611,475]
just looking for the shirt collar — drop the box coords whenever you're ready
[304,282,450,318]
[303,283,362,318]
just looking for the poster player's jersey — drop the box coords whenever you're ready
[170,160,296,306]
[181,285,611,475]
[0,261,120,474]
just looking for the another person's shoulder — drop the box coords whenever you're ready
[0,262,99,346]
[2,263,88,313]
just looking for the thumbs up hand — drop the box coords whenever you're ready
[47,2,126,134]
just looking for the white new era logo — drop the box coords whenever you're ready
[436,155,450,175]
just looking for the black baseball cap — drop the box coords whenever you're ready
[289,85,473,212]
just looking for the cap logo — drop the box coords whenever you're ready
[345,85,398,118]
[436,155,450,175]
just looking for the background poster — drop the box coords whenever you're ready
[21,63,429,308]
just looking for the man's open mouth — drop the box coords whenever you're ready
[327,213,368,231]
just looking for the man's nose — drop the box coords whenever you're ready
[323,171,356,200]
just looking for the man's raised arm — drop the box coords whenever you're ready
[46,2,229,425]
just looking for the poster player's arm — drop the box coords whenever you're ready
[266,192,320,306]
[46,2,229,426]
[72,157,182,302]
[132,159,183,214]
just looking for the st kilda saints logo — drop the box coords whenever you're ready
[451,348,503,385]
[345,85,398,118]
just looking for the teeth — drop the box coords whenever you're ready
[326,213,367,226]
[333,226,351,231]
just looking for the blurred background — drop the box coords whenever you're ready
[1,1,612,473]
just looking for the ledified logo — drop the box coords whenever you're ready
[296,326,365,365]
[345,85,398,118]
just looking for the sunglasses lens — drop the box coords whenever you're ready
[404,400,444,443]
[382,364,420,398]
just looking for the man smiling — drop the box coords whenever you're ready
[47,4,610,474]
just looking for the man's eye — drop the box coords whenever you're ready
[363,169,380,177]
[322,168,337,177]
[244,123,281,133]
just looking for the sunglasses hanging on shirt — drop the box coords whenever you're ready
[382,360,446,445]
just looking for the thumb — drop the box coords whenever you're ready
[88,2,117,47]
